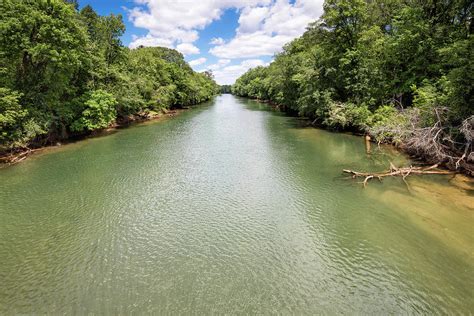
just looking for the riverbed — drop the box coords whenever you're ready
[0,94,472,314]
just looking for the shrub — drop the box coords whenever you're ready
[71,90,117,132]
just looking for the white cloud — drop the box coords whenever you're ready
[212,59,268,85]
[209,37,225,45]
[176,43,200,55]
[206,59,231,71]
[210,31,293,59]
[210,0,324,59]
[129,34,174,49]
[126,0,324,80]
[189,57,207,66]
[128,0,271,49]
[237,6,269,33]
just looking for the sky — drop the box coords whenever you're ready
[78,0,324,84]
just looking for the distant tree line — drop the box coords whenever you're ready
[0,0,219,153]
[233,0,473,173]
[220,85,232,94]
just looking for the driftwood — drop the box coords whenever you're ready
[0,149,33,165]
[343,163,456,187]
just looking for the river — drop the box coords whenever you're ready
[0,94,473,314]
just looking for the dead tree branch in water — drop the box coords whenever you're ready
[343,163,456,187]
[369,109,473,176]
[0,148,33,165]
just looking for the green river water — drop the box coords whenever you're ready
[0,95,473,314]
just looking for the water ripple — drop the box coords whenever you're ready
[0,95,472,314]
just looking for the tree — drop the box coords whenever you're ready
[232,0,473,172]
[71,90,117,132]
[0,1,218,153]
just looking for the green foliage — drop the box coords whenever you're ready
[0,88,46,150]
[220,85,232,94]
[233,0,472,152]
[438,36,474,119]
[71,90,117,132]
[369,110,409,144]
[323,102,371,130]
[370,105,399,127]
[0,0,218,151]
[0,88,27,149]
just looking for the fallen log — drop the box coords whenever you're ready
[0,148,33,165]
[343,163,456,187]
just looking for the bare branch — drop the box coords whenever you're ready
[343,164,456,187]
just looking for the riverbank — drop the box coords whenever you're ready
[0,107,190,166]
[1,94,472,314]
[238,96,473,177]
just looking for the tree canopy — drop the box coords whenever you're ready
[0,0,218,152]
[233,0,473,172]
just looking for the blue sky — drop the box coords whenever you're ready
[78,0,323,84]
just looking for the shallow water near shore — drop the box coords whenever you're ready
[0,95,472,314]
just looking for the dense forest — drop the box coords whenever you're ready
[0,0,218,156]
[233,0,473,174]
